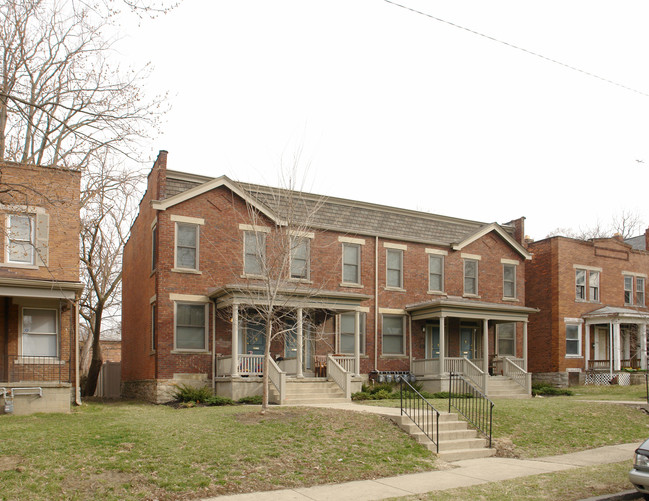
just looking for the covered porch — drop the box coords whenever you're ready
[583,306,649,374]
[210,285,370,403]
[407,297,538,397]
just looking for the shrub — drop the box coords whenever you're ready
[173,384,213,403]
[532,383,573,396]
[237,395,263,405]
[351,391,371,401]
[205,395,236,406]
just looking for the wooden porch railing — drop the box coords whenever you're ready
[268,357,286,403]
[332,355,356,374]
[327,354,351,399]
[588,358,643,370]
[216,355,265,376]
[502,357,531,393]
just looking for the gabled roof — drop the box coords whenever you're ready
[452,223,532,260]
[153,169,527,253]
[582,305,649,321]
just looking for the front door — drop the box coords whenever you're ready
[460,328,474,359]
[245,321,266,355]
[594,327,608,361]
[426,325,440,359]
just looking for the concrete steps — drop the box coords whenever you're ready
[269,379,349,405]
[486,376,530,399]
[393,413,496,462]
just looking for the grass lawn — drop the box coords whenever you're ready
[0,401,435,500]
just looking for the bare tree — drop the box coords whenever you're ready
[612,209,643,239]
[546,210,644,240]
[80,155,143,396]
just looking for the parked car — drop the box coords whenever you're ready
[630,438,649,499]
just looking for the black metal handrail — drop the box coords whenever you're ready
[449,372,494,448]
[399,376,440,453]
[1,355,68,384]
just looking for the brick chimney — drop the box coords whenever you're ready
[503,217,526,246]
[154,150,168,200]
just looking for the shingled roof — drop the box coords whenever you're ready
[159,170,516,247]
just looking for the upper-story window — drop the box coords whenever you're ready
[342,243,361,285]
[428,254,444,292]
[589,271,599,301]
[7,214,34,264]
[463,259,478,296]
[244,231,266,276]
[575,269,586,300]
[503,263,516,299]
[637,277,646,306]
[175,222,198,270]
[290,236,310,280]
[625,275,634,305]
[151,223,158,272]
[386,248,403,289]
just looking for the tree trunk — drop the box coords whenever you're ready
[82,304,104,396]
[261,318,273,414]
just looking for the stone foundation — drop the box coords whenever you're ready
[122,374,209,404]
[532,372,571,388]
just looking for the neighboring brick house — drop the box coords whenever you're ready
[122,151,536,403]
[526,233,649,387]
[0,162,83,415]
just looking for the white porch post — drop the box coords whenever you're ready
[482,318,489,395]
[439,315,446,374]
[584,322,590,372]
[296,307,304,379]
[232,304,239,378]
[354,310,361,376]
[614,321,622,371]
[523,320,528,371]
[641,323,648,370]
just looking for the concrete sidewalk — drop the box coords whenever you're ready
[202,402,638,501]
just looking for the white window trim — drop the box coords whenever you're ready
[20,306,59,359]
[496,323,516,357]
[242,230,267,277]
[239,223,271,233]
[290,235,310,281]
[575,268,587,301]
[501,258,520,265]
[173,221,200,272]
[460,253,482,261]
[425,248,448,256]
[171,214,205,225]
[383,242,407,251]
[573,264,603,272]
[385,248,404,290]
[337,312,366,355]
[565,322,582,358]
[338,236,366,245]
[463,258,479,296]
[588,270,600,302]
[428,254,444,293]
[624,275,634,305]
[637,277,646,307]
[341,242,362,286]
[173,301,209,352]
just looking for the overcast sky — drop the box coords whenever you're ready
[118,0,649,240]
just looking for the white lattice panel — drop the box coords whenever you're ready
[585,372,631,386]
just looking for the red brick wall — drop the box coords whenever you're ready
[527,236,649,374]
[123,159,531,381]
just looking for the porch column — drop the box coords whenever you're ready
[232,305,239,378]
[354,310,361,376]
[439,315,446,374]
[641,323,647,370]
[584,322,590,372]
[614,321,622,371]
[296,308,304,379]
[609,322,614,378]
[482,318,489,395]
[523,320,528,371]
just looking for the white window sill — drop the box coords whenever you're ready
[289,278,313,284]
[385,286,406,292]
[463,294,481,299]
[565,355,583,359]
[340,282,363,289]
[1,262,38,270]
[170,350,209,354]
[502,297,519,302]
[241,274,264,279]
[427,290,446,296]
[172,268,201,275]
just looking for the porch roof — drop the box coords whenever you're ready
[209,284,372,312]
[405,296,538,322]
[0,277,84,300]
[582,305,649,323]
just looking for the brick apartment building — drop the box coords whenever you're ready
[0,162,83,415]
[122,151,537,403]
[526,234,649,386]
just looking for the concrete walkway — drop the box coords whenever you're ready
[202,402,639,501]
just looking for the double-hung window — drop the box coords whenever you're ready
[625,276,634,304]
[342,243,361,285]
[637,278,646,306]
[589,271,599,301]
[496,323,515,357]
[565,323,581,357]
[290,236,309,280]
[575,269,586,300]
[22,308,58,358]
[386,248,403,288]
[175,302,207,351]
[503,264,516,299]
[244,231,266,275]
[463,259,478,296]
[428,255,444,292]
[151,223,158,272]
[382,315,405,355]
[175,222,199,270]
[7,214,34,264]
[339,312,366,355]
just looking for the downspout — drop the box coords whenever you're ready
[74,298,81,406]
[4,298,9,382]
[408,314,412,373]
[374,236,379,370]
[212,299,217,393]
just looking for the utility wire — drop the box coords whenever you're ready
[384,0,649,98]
